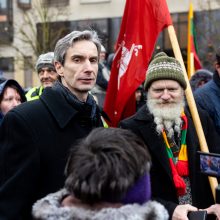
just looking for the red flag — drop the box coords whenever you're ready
[104,0,172,127]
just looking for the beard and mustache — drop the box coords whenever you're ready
[147,93,185,138]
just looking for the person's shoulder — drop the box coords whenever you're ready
[98,201,168,220]
[120,106,148,127]
[194,79,214,95]
[185,105,215,130]
[6,98,45,123]
[32,189,68,219]
[185,104,209,118]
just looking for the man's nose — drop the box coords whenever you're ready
[42,71,49,78]
[161,89,171,100]
[84,60,93,70]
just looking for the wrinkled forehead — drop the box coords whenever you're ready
[150,79,182,89]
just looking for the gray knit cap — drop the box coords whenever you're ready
[36,52,55,73]
[144,52,187,90]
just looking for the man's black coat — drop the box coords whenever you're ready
[120,105,220,219]
[0,84,103,220]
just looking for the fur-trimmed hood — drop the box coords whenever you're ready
[32,189,169,220]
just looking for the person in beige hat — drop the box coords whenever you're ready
[120,52,220,220]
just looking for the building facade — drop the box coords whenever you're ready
[0,0,220,88]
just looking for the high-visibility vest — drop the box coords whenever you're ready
[26,86,44,101]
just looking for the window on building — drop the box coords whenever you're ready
[43,0,69,7]
[0,0,7,21]
[163,13,187,50]
[0,0,6,9]
[17,0,31,10]
[36,21,70,53]
[0,57,14,72]
[0,0,13,43]
[158,12,188,64]
[37,17,120,56]
[70,18,109,51]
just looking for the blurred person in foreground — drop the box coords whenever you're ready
[0,30,104,220]
[120,52,220,220]
[25,52,59,101]
[32,127,168,220]
[0,79,26,124]
[194,48,220,136]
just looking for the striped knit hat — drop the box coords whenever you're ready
[144,52,187,90]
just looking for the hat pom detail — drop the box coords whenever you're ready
[153,52,167,59]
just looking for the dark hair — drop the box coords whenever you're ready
[64,127,151,204]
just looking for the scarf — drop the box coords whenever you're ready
[54,81,99,127]
[162,112,188,196]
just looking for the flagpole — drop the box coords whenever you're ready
[187,2,193,78]
[190,53,194,77]
[167,25,218,201]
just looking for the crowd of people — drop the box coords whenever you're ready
[0,29,219,220]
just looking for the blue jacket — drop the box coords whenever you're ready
[194,71,220,135]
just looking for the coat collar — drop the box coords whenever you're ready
[133,106,173,179]
[40,87,78,129]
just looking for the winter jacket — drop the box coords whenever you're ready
[32,189,169,220]
[0,81,103,220]
[194,71,220,135]
[120,105,220,220]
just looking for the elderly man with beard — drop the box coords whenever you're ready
[120,52,220,220]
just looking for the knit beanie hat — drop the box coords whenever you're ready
[36,52,55,73]
[144,52,187,90]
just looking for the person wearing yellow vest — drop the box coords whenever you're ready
[120,52,220,220]
[26,52,59,101]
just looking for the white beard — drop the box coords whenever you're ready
[147,95,185,138]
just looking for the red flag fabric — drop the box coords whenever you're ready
[104,0,173,127]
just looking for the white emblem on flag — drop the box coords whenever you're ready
[115,40,142,89]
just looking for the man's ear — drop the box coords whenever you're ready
[54,61,64,77]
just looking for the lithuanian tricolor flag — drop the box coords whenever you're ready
[187,2,202,78]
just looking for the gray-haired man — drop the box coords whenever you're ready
[0,30,104,219]
[120,52,220,220]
